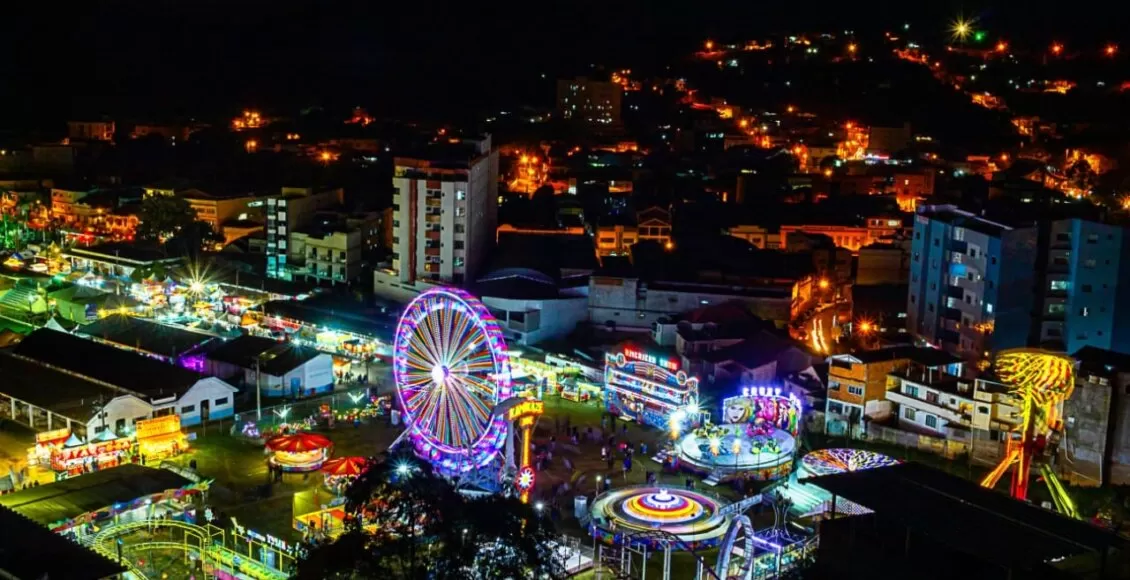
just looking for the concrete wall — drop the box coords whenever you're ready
[171,377,238,427]
[588,276,792,329]
[481,294,589,345]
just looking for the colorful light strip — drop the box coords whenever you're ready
[392,287,512,474]
[800,448,899,477]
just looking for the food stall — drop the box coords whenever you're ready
[27,428,71,469]
[135,415,188,462]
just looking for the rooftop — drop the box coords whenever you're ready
[0,464,194,527]
[0,505,124,579]
[808,462,1128,570]
[917,204,1015,237]
[78,314,217,357]
[1073,346,1130,374]
[843,345,962,367]
[207,334,324,375]
[0,352,119,422]
[64,243,182,266]
[12,329,205,400]
[263,296,397,338]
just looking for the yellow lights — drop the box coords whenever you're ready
[739,119,749,129]
[1051,42,1063,55]
[232,110,263,131]
[285,133,300,141]
[519,155,529,164]
[664,240,674,251]
[705,40,714,51]
[996,350,1075,406]
[320,151,333,162]
[996,41,1008,53]
[950,16,974,43]
[823,169,833,177]
[245,139,258,152]
[1105,44,1118,57]
[857,320,873,334]
[786,105,796,114]
[999,153,1009,162]
[847,43,858,54]
[817,278,830,290]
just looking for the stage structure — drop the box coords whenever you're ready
[604,346,700,430]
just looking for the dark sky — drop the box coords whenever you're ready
[3,0,1128,128]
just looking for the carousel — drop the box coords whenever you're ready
[321,456,368,495]
[266,433,333,472]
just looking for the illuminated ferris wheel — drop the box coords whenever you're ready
[393,287,513,474]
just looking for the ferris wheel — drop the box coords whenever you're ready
[393,287,513,474]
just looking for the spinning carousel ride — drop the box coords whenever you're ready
[588,486,731,550]
[671,387,802,481]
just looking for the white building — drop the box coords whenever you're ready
[475,268,590,346]
[206,335,335,398]
[374,136,498,302]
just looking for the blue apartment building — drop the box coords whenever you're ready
[1039,219,1130,355]
[907,205,1037,360]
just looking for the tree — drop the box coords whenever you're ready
[297,453,566,580]
[136,195,198,242]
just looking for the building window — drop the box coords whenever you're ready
[181,405,196,414]
[1082,284,1093,293]
[455,207,466,217]
[215,397,229,406]
[454,224,465,234]
[977,405,990,414]
[904,407,916,421]
[454,240,464,250]
[453,257,465,267]
[1084,258,1097,268]
[1080,307,1089,317]
[905,385,920,398]
[925,415,938,429]
[1050,280,1069,291]
[829,401,844,414]
[847,385,864,396]
[828,381,841,391]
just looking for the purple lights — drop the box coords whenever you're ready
[393,287,512,475]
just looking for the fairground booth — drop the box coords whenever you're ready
[604,345,701,430]
[135,415,189,462]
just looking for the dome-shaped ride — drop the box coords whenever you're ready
[393,287,513,474]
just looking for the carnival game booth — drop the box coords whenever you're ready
[266,433,332,472]
[604,346,700,430]
[135,415,188,463]
[51,430,133,479]
[670,386,803,483]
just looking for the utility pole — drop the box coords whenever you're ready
[255,355,262,421]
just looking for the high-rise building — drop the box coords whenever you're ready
[1037,219,1130,355]
[907,205,1038,359]
[375,136,498,298]
[556,77,622,128]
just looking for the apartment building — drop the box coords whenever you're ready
[375,136,498,300]
[907,205,1038,360]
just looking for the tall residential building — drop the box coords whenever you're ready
[1037,219,1130,355]
[556,77,622,128]
[375,136,498,298]
[907,205,1037,360]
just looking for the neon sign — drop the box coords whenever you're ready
[622,348,679,372]
[742,386,782,398]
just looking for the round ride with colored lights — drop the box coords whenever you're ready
[393,287,513,475]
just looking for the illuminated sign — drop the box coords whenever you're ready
[622,348,679,372]
[36,428,71,444]
[741,386,782,398]
[507,399,545,422]
[135,415,182,440]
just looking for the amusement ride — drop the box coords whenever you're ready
[980,349,1078,516]
[391,287,541,499]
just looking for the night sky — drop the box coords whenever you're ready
[3,0,1128,129]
